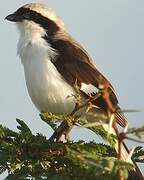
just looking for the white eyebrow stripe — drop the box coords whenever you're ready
[81,83,98,95]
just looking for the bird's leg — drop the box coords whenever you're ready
[49,120,69,142]
[64,126,73,142]
[55,116,79,142]
[49,103,81,142]
[59,102,97,142]
[49,93,102,142]
[63,100,95,142]
[55,103,82,142]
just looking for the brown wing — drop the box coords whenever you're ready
[49,34,127,127]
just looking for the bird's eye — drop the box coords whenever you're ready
[15,8,31,20]
[23,13,30,19]
[16,8,25,16]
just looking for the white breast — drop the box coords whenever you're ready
[18,28,75,114]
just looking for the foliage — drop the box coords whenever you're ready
[0,118,144,180]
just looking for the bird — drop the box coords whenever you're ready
[5,3,143,179]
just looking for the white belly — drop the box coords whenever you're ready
[21,42,76,114]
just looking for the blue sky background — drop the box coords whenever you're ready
[0,0,144,176]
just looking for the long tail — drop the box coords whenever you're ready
[102,124,144,180]
[122,142,144,180]
[86,108,144,179]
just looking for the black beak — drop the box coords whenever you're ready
[5,13,19,22]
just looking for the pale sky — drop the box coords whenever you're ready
[0,0,144,149]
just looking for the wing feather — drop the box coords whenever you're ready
[49,35,127,127]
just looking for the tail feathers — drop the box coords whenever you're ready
[102,124,144,180]
[102,124,132,162]
[115,111,128,128]
[85,107,143,179]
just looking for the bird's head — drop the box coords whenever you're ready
[5,3,65,36]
